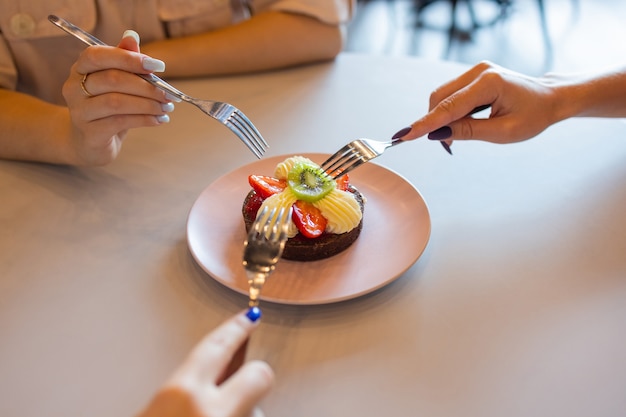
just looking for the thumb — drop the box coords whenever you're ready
[118,29,140,52]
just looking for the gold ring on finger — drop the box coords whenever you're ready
[80,73,94,98]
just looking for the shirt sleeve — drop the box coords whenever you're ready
[255,0,354,26]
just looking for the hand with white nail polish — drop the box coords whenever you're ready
[395,60,626,147]
[59,29,176,165]
[0,29,175,166]
[137,310,274,417]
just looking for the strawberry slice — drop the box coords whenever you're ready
[292,200,327,238]
[243,191,264,221]
[248,175,286,199]
[335,174,350,191]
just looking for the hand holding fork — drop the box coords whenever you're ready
[48,15,268,159]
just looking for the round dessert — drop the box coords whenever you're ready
[242,156,365,261]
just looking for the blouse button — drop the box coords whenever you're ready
[10,13,37,37]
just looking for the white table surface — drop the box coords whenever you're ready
[1,53,626,417]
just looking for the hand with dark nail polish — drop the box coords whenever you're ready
[393,60,626,146]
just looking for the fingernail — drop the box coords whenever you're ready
[428,126,452,141]
[392,126,412,139]
[156,114,170,124]
[246,306,262,322]
[143,57,165,72]
[161,102,175,113]
[440,141,453,155]
[122,30,140,45]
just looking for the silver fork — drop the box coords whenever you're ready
[320,137,403,179]
[48,15,268,159]
[218,206,289,383]
[242,206,291,307]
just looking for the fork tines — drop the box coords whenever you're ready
[227,110,269,159]
[243,206,290,274]
[320,143,368,179]
[250,206,289,241]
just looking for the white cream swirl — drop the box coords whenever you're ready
[274,155,312,180]
[313,189,362,234]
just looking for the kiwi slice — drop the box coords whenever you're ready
[287,162,335,202]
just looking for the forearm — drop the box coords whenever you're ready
[549,64,626,121]
[141,11,344,78]
[0,90,77,165]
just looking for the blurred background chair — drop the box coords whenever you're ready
[347,0,601,75]
[412,0,573,67]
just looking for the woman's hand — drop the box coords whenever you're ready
[396,61,563,146]
[137,310,274,417]
[62,31,174,165]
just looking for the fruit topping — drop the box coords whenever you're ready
[248,175,286,199]
[243,191,264,221]
[335,174,350,191]
[287,162,335,203]
[292,200,328,238]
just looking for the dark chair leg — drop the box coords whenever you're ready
[535,0,554,70]
[444,0,459,57]
[414,0,512,59]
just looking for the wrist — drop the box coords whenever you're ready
[545,66,626,120]
[541,73,586,124]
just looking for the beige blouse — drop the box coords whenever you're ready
[0,0,353,104]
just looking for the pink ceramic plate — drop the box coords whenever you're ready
[186,153,430,305]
